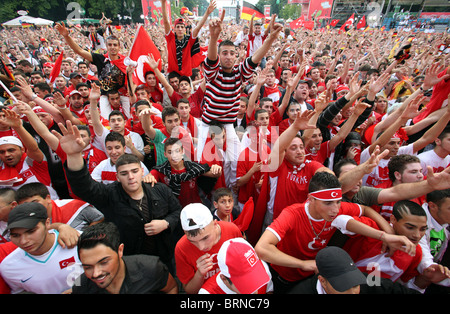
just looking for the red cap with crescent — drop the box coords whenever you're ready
[309,188,342,201]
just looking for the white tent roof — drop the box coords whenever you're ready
[2,15,54,27]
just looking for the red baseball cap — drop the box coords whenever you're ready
[174,18,185,26]
[218,238,270,294]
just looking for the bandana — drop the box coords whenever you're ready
[309,188,342,201]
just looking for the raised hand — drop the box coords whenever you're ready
[55,22,69,37]
[89,83,101,101]
[52,121,86,155]
[209,9,225,38]
[293,110,316,131]
[144,53,161,70]
[422,62,450,90]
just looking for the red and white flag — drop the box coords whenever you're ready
[49,51,63,84]
[127,25,161,86]
[290,16,314,30]
[191,45,208,69]
[340,13,355,33]
[329,19,339,27]
[357,15,366,29]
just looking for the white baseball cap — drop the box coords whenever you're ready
[180,203,213,231]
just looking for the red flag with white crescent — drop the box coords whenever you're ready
[127,25,161,86]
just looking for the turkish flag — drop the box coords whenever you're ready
[290,16,314,30]
[340,13,354,33]
[357,15,366,29]
[127,25,161,86]
[330,19,339,27]
[59,256,76,269]
[191,45,208,69]
[49,51,63,84]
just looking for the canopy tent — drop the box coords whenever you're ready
[2,15,54,27]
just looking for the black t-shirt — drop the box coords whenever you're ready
[72,255,169,294]
[91,53,126,95]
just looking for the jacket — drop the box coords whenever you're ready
[64,161,182,263]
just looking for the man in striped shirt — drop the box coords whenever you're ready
[196,12,283,168]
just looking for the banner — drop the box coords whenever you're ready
[264,5,271,18]
[241,1,265,21]
[141,0,171,24]
[308,0,334,20]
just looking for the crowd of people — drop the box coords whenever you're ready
[0,2,449,296]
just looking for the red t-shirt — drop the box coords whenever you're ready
[236,146,270,204]
[304,141,331,165]
[165,32,198,77]
[174,221,242,285]
[267,201,362,282]
[269,159,324,220]
[169,87,205,119]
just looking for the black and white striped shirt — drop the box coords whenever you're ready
[201,56,257,124]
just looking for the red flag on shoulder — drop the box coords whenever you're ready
[127,25,161,86]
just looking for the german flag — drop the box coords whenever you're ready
[21,22,34,28]
[241,1,264,21]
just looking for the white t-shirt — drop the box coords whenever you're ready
[418,149,450,176]
[0,230,82,294]
[361,143,415,187]
[91,158,149,184]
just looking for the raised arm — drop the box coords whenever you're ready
[191,0,217,38]
[160,0,171,35]
[55,22,93,62]
[251,22,283,65]
[2,108,44,163]
[15,102,60,151]
[206,10,225,62]
[267,110,316,171]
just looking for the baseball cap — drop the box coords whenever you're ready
[4,202,48,235]
[180,203,213,231]
[69,72,82,79]
[174,18,185,26]
[316,246,366,292]
[218,238,270,294]
[0,136,23,148]
[69,90,82,97]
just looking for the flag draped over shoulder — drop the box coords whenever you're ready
[241,1,265,21]
[127,25,161,86]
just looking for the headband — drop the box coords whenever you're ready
[309,188,342,201]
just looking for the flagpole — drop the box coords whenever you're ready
[0,80,18,103]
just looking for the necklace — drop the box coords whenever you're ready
[306,202,327,240]
[137,197,144,211]
[308,216,327,240]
